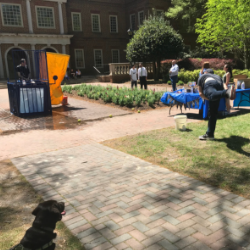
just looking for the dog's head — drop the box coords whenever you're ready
[32,200,65,223]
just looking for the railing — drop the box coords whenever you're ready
[109,62,154,76]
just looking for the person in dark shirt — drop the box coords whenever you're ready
[197,69,236,140]
[16,58,30,81]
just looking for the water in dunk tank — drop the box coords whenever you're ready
[7,49,69,116]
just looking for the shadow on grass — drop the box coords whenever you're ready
[215,135,250,157]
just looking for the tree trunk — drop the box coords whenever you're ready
[244,44,248,69]
[153,61,157,81]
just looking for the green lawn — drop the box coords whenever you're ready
[103,112,250,198]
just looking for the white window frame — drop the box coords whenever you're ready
[74,49,85,69]
[91,14,101,32]
[138,11,144,26]
[130,13,136,30]
[109,15,118,33]
[0,3,23,27]
[71,12,82,32]
[94,49,103,68]
[35,6,55,29]
[111,49,120,63]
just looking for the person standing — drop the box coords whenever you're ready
[16,59,30,81]
[169,60,179,91]
[198,69,236,140]
[129,64,137,89]
[223,64,233,112]
[138,63,147,89]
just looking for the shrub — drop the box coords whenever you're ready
[177,80,184,85]
[162,58,244,70]
[167,80,171,85]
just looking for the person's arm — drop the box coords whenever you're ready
[200,66,204,76]
[145,68,147,80]
[129,69,132,80]
[198,86,209,100]
[224,72,230,89]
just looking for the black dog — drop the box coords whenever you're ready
[10,200,66,250]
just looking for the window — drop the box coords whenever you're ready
[1,4,22,27]
[75,49,85,68]
[110,15,118,33]
[94,50,103,68]
[138,11,144,26]
[36,7,55,28]
[91,14,100,32]
[156,10,164,16]
[72,12,82,31]
[112,50,119,63]
[130,14,135,30]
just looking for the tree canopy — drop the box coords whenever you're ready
[196,0,250,68]
[126,13,183,79]
[165,0,207,33]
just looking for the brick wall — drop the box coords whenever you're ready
[0,0,29,33]
[0,0,64,35]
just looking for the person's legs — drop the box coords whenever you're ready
[140,77,145,89]
[144,79,147,89]
[171,76,177,91]
[204,80,227,101]
[131,80,133,89]
[206,99,220,137]
[134,81,137,88]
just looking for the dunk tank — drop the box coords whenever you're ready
[7,50,69,116]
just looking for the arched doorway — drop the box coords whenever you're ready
[7,48,27,80]
[43,48,58,53]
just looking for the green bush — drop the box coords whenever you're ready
[177,80,184,85]
[167,80,171,85]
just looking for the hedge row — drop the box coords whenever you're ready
[171,69,250,84]
[162,58,244,70]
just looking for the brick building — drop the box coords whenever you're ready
[68,0,172,75]
[0,0,193,79]
[0,0,72,79]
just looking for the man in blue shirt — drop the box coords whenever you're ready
[169,60,179,91]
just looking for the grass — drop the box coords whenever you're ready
[103,112,250,198]
[0,160,84,250]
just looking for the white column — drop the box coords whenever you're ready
[26,0,33,33]
[31,44,36,79]
[58,2,64,34]
[0,44,4,79]
[62,45,66,54]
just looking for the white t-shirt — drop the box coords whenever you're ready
[129,68,137,81]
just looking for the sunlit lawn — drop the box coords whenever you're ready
[103,112,250,198]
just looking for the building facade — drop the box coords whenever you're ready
[0,0,72,79]
[0,0,193,79]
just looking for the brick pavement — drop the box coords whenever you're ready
[0,89,201,161]
[11,143,250,250]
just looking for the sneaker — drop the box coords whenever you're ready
[226,85,236,100]
[199,134,214,140]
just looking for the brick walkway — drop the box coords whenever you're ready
[12,143,250,250]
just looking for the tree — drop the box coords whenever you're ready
[165,0,207,33]
[126,13,184,80]
[196,0,250,69]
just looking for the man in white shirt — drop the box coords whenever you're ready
[169,60,179,91]
[138,63,148,89]
[129,64,137,89]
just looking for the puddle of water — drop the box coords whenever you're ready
[0,109,85,136]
